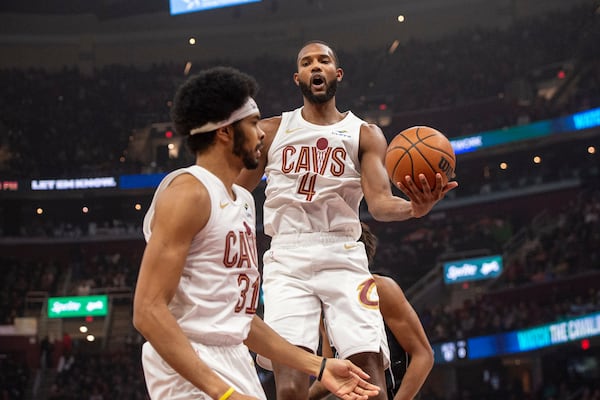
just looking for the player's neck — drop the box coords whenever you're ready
[195,152,241,196]
[301,100,345,126]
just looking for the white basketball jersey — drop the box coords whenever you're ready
[143,165,260,345]
[263,107,364,239]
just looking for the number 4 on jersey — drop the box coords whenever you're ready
[298,173,317,201]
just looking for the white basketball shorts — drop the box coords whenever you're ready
[142,341,267,400]
[258,233,389,369]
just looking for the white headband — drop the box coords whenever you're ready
[189,97,259,135]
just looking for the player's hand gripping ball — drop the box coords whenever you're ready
[385,126,456,190]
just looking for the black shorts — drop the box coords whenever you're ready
[386,350,409,398]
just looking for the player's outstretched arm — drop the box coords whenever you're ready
[374,275,434,400]
[359,124,457,221]
[245,316,380,400]
[308,318,337,400]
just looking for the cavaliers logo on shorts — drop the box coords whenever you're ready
[357,278,379,309]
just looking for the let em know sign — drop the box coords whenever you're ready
[48,295,108,318]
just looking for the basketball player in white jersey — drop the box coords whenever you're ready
[236,41,457,399]
[133,67,380,400]
[309,222,434,400]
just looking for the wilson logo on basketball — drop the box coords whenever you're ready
[438,156,455,180]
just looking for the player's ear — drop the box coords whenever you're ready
[216,125,231,140]
[336,67,344,82]
[293,72,300,86]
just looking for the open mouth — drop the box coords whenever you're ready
[311,74,325,89]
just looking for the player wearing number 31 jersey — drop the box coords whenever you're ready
[143,165,260,342]
[140,165,265,398]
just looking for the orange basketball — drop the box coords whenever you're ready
[385,126,456,190]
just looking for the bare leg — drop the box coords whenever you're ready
[348,351,388,400]
[272,346,312,400]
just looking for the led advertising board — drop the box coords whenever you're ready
[432,311,600,363]
[170,0,261,16]
[443,255,503,284]
[31,177,117,191]
[450,106,600,155]
[48,295,108,318]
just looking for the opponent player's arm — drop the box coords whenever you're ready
[359,124,457,221]
[133,175,251,400]
[244,316,380,400]
[374,275,434,400]
[235,117,280,192]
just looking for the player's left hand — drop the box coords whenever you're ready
[320,358,380,400]
[397,173,458,218]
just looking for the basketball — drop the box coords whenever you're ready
[385,126,456,190]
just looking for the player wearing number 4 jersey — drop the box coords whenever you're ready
[133,66,380,400]
[236,40,457,400]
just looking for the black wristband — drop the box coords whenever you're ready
[317,358,327,381]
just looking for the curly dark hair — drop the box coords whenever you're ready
[170,66,259,155]
[359,222,378,267]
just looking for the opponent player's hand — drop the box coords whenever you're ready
[320,358,380,400]
[397,173,458,218]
